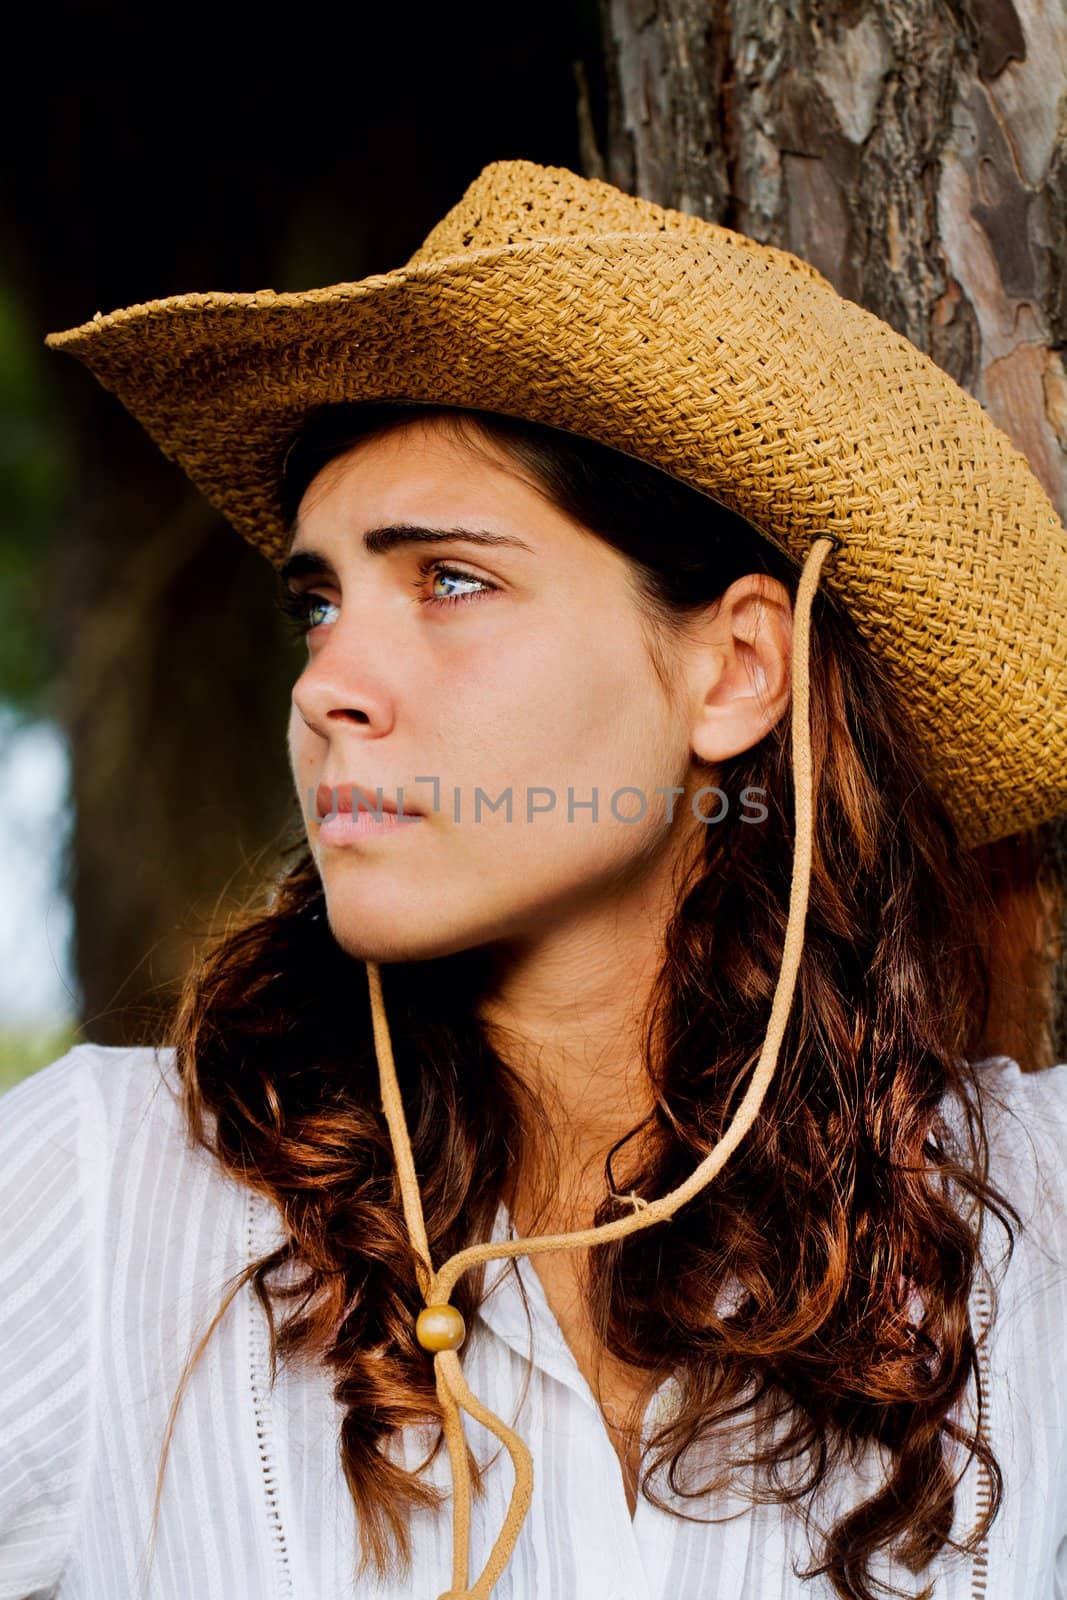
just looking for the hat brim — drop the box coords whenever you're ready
[45,231,1067,849]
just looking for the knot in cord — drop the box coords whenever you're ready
[609,1187,650,1213]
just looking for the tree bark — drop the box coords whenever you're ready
[596,0,1067,1067]
[38,400,298,1045]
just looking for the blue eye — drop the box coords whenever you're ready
[275,592,339,636]
[422,562,497,608]
[274,560,498,639]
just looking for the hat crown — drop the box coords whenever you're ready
[403,158,829,288]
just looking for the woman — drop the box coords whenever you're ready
[2,159,1066,1600]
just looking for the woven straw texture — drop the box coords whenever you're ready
[44,158,1067,851]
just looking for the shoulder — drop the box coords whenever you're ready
[0,1043,258,1592]
[967,1055,1067,1238]
[0,1043,179,1588]
[0,1043,167,1243]
[0,1037,255,1343]
[972,1051,1067,1130]
[0,1037,177,1140]
[955,1058,1067,1567]
[0,1039,223,1201]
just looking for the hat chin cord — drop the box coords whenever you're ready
[364,533,839,1599]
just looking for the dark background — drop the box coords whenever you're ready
[0,2,608,1062]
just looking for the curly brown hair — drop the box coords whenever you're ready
[147,400,1020,1600]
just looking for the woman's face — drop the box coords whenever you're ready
[286,416,788,965]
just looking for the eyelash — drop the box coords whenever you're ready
[275,559,499,638]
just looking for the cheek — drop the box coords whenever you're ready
[444,658,683,847]
[287,706,319,779]
[523,644,679,783]
[286,706,336,833]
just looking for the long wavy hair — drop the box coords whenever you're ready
[149,399,1021,1600]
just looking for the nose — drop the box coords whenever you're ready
[289,614,396,740]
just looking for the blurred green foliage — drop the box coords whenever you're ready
[0,1019,83,1096]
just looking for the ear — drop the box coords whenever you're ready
[686,574,793,764]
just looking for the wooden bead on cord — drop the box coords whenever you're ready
[416,1303,467,1352]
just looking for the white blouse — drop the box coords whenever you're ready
[1,1041,1065,1600]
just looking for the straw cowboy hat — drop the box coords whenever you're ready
[45,157,1067,1600]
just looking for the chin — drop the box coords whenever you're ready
[324,903,484,967]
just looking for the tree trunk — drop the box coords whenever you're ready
[593,0,1067,1067]
[39,399,298,1046]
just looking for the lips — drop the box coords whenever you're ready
[315,781,423,820]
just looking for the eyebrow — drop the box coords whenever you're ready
[280,523,536,586]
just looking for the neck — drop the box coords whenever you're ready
[476,867,680,1235]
